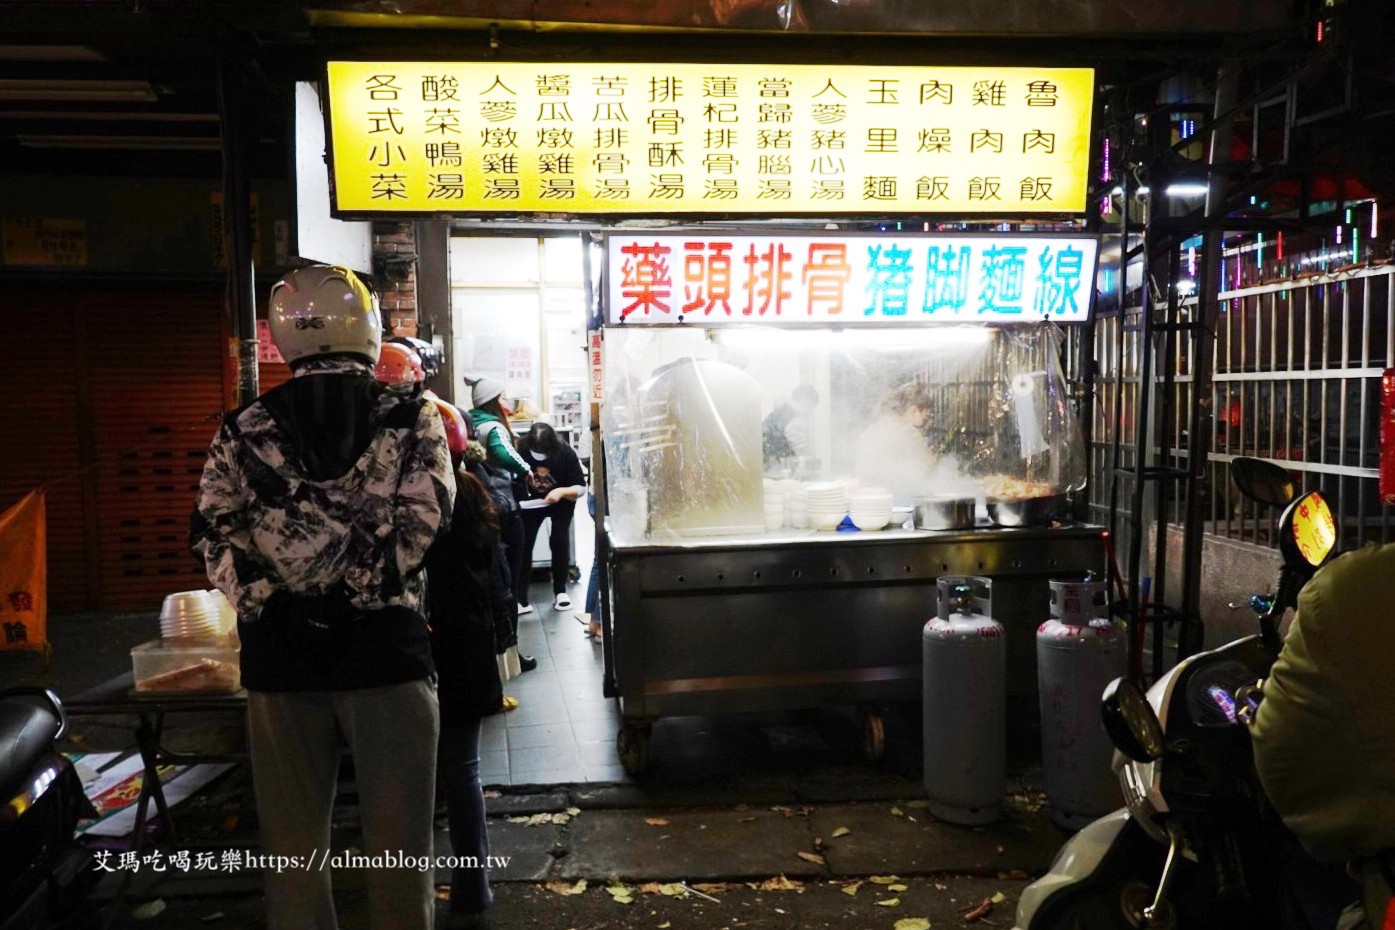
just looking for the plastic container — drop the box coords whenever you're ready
[131,639,241,694]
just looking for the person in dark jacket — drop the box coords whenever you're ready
[191,265,453,930]
[424,401,505,929]
[464,376,537,673]
[516,422,586,611]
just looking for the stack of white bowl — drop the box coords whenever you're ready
[159,590,222,641]
[805,480,848,530]
[205,589,240,640]
[763,484,786,532]
[786,483,809,529]
[849,487,895,531]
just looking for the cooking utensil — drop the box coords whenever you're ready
[986,494,1066,527]
[914,496,976,531]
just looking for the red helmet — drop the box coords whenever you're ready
[374,342,425,386]
[431,397,470,458]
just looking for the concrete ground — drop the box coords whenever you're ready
[1,591,1074,930]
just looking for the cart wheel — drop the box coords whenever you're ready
[617,721,652,775]
[861,709,886,763]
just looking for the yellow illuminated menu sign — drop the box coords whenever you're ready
[326,61,1094,215]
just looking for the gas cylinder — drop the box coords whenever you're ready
[1036,576,1127,830]
[922,575,1005,825]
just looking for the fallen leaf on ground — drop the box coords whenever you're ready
[796,852,826,865]
[606,884,635,905]
[876,897,901,907]
[962,897,994,922]
[552,813,572,825]
[831,826,852,838]
[757,875,802,892]
[771,805,792,813]
[870,875,902,885]
[566,806,581,816]
[890,806,906,817]
[934,883,947,892]
[906,800,929,810]
[659,924,672,929]
[658,883,685,897]
[507,816,530,823]
[841,882,863,896]
[739,816,757,823]
[645,817,670,826]
[894,920,932,930]
[546,880,588,896]
[991,892,1007,905]
[692,883,734,894]
[889,883,908,892]
[131,900,166,921]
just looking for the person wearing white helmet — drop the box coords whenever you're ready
[191,264,455,930]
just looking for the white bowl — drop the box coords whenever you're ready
[850,495,894,506]
[160,590,214,615]
[850,513,891,531]
[206,590,239,634]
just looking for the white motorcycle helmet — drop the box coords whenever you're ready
[268,265,382,367]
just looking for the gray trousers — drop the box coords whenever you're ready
[247,680,440,930]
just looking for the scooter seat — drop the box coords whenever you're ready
[0,700,61,801]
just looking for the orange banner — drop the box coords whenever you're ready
[0,490,47,652]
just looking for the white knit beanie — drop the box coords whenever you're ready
[469,376,506,408]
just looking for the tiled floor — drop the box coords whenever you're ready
[481,584,631,787]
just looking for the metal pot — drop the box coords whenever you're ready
[986,494,1065,527]
[914,495,976,530]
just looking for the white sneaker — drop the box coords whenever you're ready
[517,602,534,616]
[553,592,572,610]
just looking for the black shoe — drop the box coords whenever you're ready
[519,654,538,672]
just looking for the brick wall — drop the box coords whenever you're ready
[372,221,418,339]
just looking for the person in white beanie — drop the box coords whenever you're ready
[464,377,537,671]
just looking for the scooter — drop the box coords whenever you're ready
[1014,457,1345,929]
[0,687,99,929]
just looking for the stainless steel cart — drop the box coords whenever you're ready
[599,522,1107,773]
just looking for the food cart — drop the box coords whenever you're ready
[316,57,1105,773]
[592,230,1105,773]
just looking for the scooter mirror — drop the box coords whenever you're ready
[1231,457,1296,508]
[1101,678,1165,763]
[1278,491,1337,572]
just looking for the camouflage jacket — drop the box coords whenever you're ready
[190,358,456,619]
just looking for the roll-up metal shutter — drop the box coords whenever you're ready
[86,288,230,611]
[0,290,88,611]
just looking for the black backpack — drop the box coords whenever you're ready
[470,461,518,514]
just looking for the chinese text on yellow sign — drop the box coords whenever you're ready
[326,62,1094,215]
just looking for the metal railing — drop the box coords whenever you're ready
[1089,265,1394,557]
